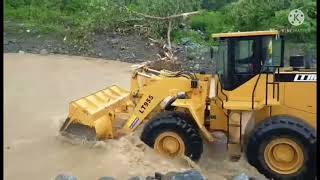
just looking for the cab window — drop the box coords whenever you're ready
[234,40,254,74]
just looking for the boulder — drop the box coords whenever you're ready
[55,174,77,180]
[160,169,205,180]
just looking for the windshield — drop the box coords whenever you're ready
[215,36,284,91]
[261,36,283,71]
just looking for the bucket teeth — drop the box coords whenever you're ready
[60,85,131,140]
[59,118,71,132]
[60,120,97,141]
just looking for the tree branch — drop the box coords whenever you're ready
[124,6,200,20]
[123,6,201,60]
[167,20,172,50]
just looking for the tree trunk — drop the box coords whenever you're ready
[167,20,172,50]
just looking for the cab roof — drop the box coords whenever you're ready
[212,30,279,39]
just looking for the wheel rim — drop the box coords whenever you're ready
[154,132,185,158]
[264,138,304,175]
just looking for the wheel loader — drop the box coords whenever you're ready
[60,30,317,180]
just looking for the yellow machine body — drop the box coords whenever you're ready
[62,66,316,140]
[62,67,215,141]
[60,30,316,179]
[211,71,317,132]
[61,85,132,139]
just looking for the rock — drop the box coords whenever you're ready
[154,172,163,179]
[145,177,157,180]
[232,173,250,180]
[33,48,39,53]
[128,176,144,180]
[40,49,48,55]
[18,50,25,54]
[10,39,17,43]
[111,32,117,37]
[110,39,120,44]
[194,64,200,70]
[25,48,33,53]
[180,37,192,45]
[161,170,205,180]
[98,177,116,180]
[98,53,102,57]
[55,174,77,180]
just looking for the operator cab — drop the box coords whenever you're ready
[212,30,284,90]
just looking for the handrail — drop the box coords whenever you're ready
[215,75,225,109]
[277,67,280,101]
[252,64,283,109]
[265,66,281,107]
[217,74,228,101]
[270,67,280,100]
[251,69,263,109]
[265,67,269,105]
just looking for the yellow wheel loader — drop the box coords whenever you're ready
[60,30,316,180]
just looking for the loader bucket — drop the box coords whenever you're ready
[60,85,132,140]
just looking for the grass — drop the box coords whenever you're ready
[4,0,316,51]
[172,29,218,47]
[4,0,127,46]
[4,5,71,36]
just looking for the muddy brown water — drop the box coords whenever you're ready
[4,53,266,180]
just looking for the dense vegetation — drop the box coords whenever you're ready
[4,0,316,49]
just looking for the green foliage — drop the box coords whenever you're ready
[172,29,218,47]
[127,0,202,38]
[4,0,316,49]
[5,0,202,47]
[172,30,204,44]
[5,0,132,48]
[129,0,201,16]
[201,0,236,10]
[221,0,316,42]
[190,11,233,34]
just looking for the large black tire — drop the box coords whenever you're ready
[246,115,316,180]
[141,111,203,161]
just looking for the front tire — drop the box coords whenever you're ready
[141,111,203,161]
[246,115,316,180]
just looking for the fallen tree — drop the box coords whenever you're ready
[124,6,201,61]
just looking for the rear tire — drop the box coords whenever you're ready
[246,115,316,180]
[141,111,203,161]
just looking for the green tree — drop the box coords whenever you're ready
[127,0,202,38]
[223,0,316,42]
